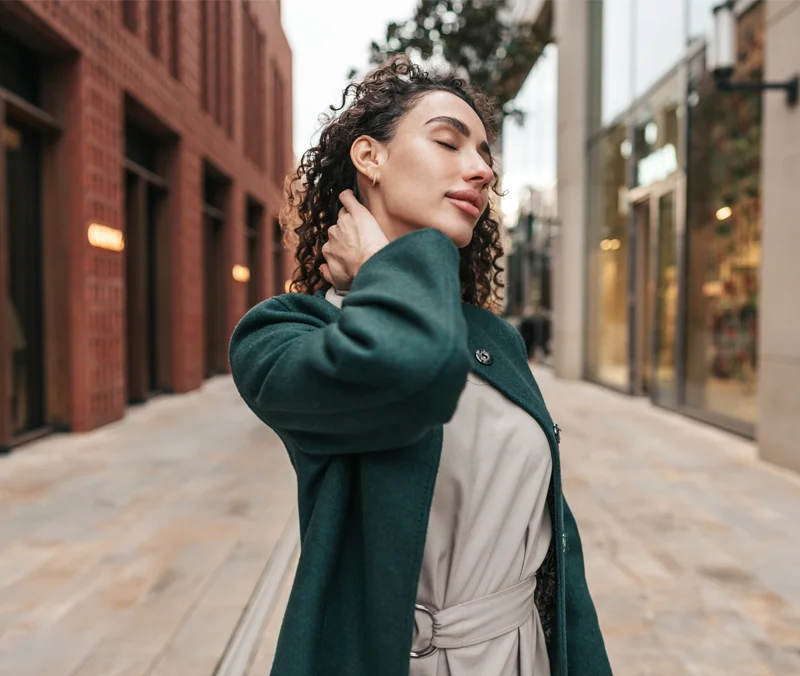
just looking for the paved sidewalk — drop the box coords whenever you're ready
[0,378,296,676]
[532,366,800,676]
[2,369,800,676]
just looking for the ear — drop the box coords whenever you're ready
[350,135,385,183]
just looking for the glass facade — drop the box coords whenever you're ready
[593,0,688,128]
[584,0,763,433]
[655,191,677,402]
[586,124,629,388]
[502,45,557,359]
[684,3,763,427]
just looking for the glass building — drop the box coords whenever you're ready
[581,0,764,436]
[510,0,769,440]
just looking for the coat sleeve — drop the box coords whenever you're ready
[229,228,472,454]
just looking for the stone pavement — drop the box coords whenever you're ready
[1,369,800,676]
[531,365,800,676]
[0,377,297,676]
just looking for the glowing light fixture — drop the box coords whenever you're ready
[716,206,732,221]
[232,265,251,283]
[600,239,621,251]
[644,122,658,145]
[88,223,125,252]
[710,1,797,106]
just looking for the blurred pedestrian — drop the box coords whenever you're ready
[519,305,536,359]
[230,56,610,676]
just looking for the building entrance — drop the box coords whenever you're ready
[630,178,679,409]
[124,121,170,404]
[5,120,45,437]
[203,166,229,378]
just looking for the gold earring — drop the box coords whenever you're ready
[372,173,378,187]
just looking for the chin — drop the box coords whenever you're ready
[438,221,476,249]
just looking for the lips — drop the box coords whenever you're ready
[445,189,486,219]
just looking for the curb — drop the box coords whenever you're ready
[214,508,299,676]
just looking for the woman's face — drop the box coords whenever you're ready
[355,91,495,248]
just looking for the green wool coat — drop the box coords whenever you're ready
[229,228,612,676]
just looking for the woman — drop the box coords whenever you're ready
[229,58,611,676]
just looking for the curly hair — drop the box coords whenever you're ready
[280,56,504,309]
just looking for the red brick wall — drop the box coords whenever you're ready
[7,0,293,432]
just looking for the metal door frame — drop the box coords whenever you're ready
[627,172,681,407]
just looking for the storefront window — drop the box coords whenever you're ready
[633,104,680,189]
[586,124,630,388]
[633,0,685,97]
[655,192,677,401]
[684,3,763,427]
[600,0,634,125]
[591,0,685,128]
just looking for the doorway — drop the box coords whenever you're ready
[631,185,679,406]
[633,199,653,396]
[124,172,167,403]
[5,120,45,437]
[124,121,170,404]
[245,197,264,309]
[654,192,678,405]
[202,165,229,377]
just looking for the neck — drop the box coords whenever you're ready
[361,192,414,242]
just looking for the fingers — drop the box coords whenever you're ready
[339,189,365,215]
[320,263,333,286]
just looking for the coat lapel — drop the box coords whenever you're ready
[461,304,556,445]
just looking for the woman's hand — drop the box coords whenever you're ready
[320,190,389,290]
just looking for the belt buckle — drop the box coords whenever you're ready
[410,604,438,658]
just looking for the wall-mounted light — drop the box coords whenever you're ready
[232,265,250,283]
[716,205,732,221]
[644,122,658,146]
[710,1,798,106]
[88,223,124,252]
[600,238,621,251]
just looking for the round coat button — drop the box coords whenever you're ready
[475,349,493,365]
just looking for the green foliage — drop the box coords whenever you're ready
[351,0,549,118]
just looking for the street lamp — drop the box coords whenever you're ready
[709,0,798,106]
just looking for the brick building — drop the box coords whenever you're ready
[0,0,293,450]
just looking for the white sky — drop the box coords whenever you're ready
[282,0,419,159]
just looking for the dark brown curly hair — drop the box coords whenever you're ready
[281,56,504,309]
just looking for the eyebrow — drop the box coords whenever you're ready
[424,116,492,160]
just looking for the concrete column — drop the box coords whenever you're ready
[552,0,589,380]
[758,0,800,472]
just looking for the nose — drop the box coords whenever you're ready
[465,153,494,188]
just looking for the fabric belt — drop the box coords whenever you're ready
[410,572,538,659]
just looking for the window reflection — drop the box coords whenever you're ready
[600,0,634,125]
[593,0,686,127]
[586,124,630,388]
[655,193,677,401]
[684,3,763,425]
[633,0,684,96]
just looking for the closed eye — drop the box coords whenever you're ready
[435,141,457,151]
